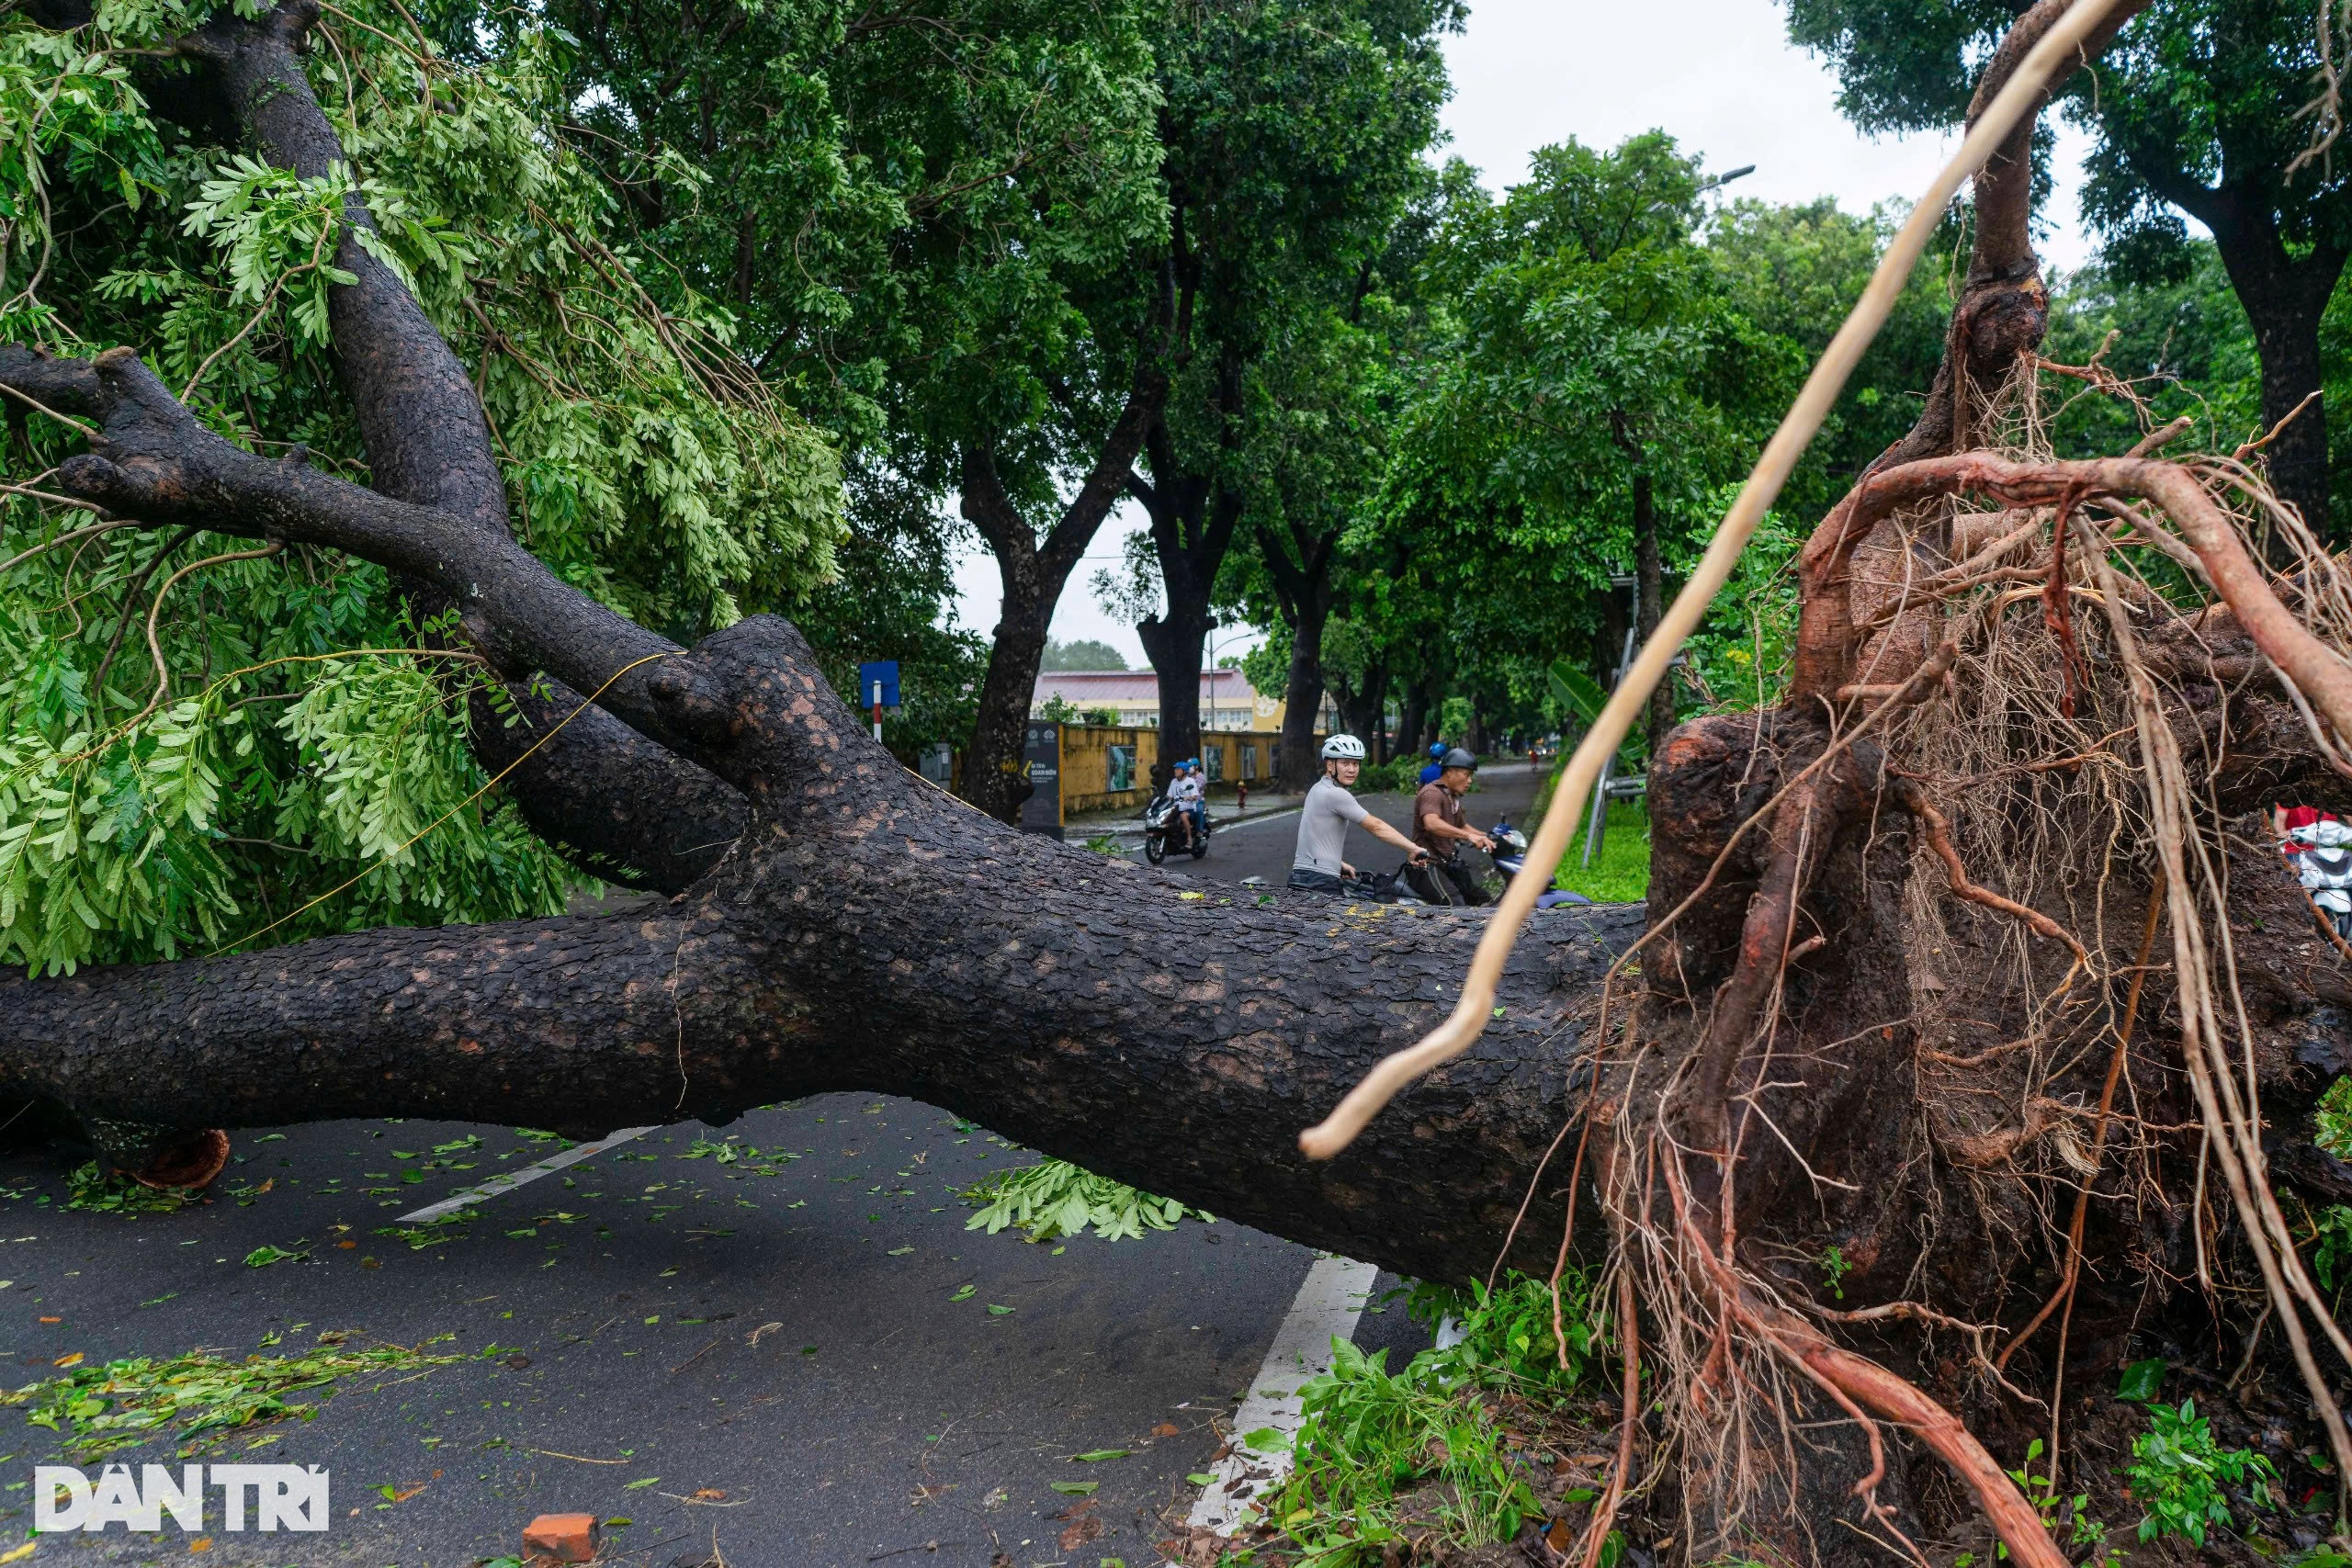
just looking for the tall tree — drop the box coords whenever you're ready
[1378,137,1792,758]
[544,0,1173,820]
[1115,0,1454,784]
[1787,0,2352,535]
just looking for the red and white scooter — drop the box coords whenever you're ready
[2282,810,2352,941]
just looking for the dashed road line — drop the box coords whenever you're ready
[396,1125,657,1224]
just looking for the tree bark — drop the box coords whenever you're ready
[1131,468,1239,785]
[1396,684,1427,767]
[0,615,1640,1279]
[1257,513,1343,790]
[1130,360,1247,782]
[2083,17,2345,540]
[1274,596,1329,791]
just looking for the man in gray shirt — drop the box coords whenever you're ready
[1288,734,1428,894]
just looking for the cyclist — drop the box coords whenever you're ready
[1289,734,1427,895]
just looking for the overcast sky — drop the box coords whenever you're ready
[947,0,2097,671]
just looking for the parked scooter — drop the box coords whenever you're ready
[1142,792,1211,864]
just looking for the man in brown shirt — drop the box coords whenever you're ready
[1408,749,1495,906]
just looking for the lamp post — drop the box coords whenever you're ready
[1204,623,1248,734]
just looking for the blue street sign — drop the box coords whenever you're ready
[856,660,900,708]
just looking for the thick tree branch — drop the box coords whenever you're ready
[160,0,748,889]
[1962,0,2151,285]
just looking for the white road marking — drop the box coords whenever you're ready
[395,1125,656,1224]
[1182,1253,1381,1539]
[1216,807,1303,831]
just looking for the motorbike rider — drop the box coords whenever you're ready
[1417,742,1446,787]
[1408,747,1496,906]
[1168,759,1205,852]
[1289,734,1428,895]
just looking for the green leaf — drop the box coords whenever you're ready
[242,1245,305,1268]
[2116,1358,2166,1402]
[1068,1449,1128,1461]
[1047,1481,1098,1496]
[1184,1472,1216,1486]
[948,1284,975,1302]
[986,1303,1013,1316]
[1547,659,1610,728]
[622,1476,659,1489]
[1242,1427,1290,1453]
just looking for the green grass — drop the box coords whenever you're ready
[1229,1272,1614,1565]
[1553,798,1650,903]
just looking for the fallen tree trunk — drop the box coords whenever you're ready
[6,1,2352,1562]
[0,646,1641,1280]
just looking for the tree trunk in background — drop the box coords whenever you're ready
[2110,158,2348,544]
[1137,604,1206,793]
[1275,592,1330,790]
[1340,664,1387,762]
[957,415,1160,821]
[1632,468,1672,761]
[963,546,1053,822]
[1396,685,1427,766]
[2221,246,2341,543]
[1131,343,1247,791]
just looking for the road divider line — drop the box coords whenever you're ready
[396,1125,656,1224]
[1182,1253,1380,1540]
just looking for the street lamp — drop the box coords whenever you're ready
[1203,622,1250,734]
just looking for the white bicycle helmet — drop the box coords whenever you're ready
[1320,733,1367,761]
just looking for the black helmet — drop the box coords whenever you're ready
[1442,748,1478,771]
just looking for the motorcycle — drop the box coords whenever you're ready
[1486,816,1591,909]
[1142,792,1211,864]
[2286,816,2352,940]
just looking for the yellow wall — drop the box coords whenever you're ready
[1057,725,1159,817]
[1052,724,1283,820]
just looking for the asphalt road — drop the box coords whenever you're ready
[1137,761,1549,889]
[4,1098,1434,1567]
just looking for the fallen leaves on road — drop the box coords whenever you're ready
[4,1337,468,1459]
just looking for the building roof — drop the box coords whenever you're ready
[1031,669,1259,705]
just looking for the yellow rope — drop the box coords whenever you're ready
[208,650,674,956]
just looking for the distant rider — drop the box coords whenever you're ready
[1288,734,1428,895]
[1417,742,1446,787]
[1408,748,1495,906]
[1168,759,1204,852]
[1179,758,1208,847]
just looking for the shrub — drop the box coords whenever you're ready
[2124,1398,2276,1546]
